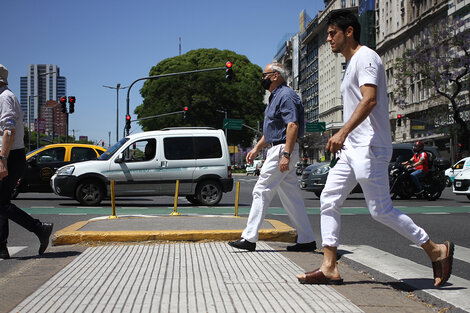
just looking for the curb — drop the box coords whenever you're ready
[52,216,297,245]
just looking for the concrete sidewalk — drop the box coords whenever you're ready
[5,215,456,313]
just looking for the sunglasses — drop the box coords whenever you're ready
[261,71,277,78]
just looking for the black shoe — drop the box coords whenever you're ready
[228,238,256,251]
[286,241,317,252]
[0,245,9,259]
[416,189,425,195]
[36,222,53,255]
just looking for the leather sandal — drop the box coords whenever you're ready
[298,268,343,285]
[432,241,454,287]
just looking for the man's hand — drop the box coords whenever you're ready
[246,148,259,164]
[326,131,346,154]
[279,156,290,172]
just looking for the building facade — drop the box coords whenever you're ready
[20,64,67,139]
[273,0,468,163]
[376,0,469,162]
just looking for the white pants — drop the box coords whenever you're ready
[320,145,429,247]
[242,143,315,243]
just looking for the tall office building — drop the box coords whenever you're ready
[20,64,67,138]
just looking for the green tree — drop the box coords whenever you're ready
[135,48,265,146]
[394,17,470,149]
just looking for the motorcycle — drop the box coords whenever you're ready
[389,156,448,201]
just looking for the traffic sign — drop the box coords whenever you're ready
[223,118,243,130]
[306,122,326,132]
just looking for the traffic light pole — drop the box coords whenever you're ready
[125,66,226,136]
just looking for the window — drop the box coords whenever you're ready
[123,139,157,162]
[36,147,65,163]
[70,147,99,162]
[164,137,194,160]
[163,136,223,160]
[195,137,222,159]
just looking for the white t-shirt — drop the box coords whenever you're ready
[340,46,391,149]
[0,86,25,150]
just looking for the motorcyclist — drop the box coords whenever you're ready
[402,141,429,194]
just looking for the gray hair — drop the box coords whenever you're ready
[270,62,288,80]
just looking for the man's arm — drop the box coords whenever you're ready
[326,84,378,153]
[279,122,298,173]
[246,135,267,164]
[0,129,15,180]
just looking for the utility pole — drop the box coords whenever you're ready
[103,83,128,143]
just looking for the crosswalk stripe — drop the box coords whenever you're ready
[0,246,27,260]
[410,244,470,263]
[340,244,470,312]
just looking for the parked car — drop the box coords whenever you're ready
[51,128,233,206]
[246,159,264,176]
[300,143,446,198]
[452,165,470,200]
[444,157,470,187]
[12,143,106,198]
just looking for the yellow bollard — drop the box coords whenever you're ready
[234,181,240,216]
[108,180,118,219]
[171,180,181,216]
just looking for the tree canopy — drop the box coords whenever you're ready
[394,17,470,148]
[135,48,265,146]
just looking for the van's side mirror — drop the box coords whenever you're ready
[115,153,125,163]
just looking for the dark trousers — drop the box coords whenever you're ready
[0,148,40,246]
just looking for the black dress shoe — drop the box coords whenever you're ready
[0,245,9,259]
[286,241,317,252]
[36,222,53,255]
[228,238,256,251]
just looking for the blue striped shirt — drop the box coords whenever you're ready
[263,83,304,144]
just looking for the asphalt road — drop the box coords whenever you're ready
[2,175,470,282]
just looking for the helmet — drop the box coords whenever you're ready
[413,141,424,152]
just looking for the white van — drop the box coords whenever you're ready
[51,128,233,206]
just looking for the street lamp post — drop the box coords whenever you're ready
[103,83,128,143]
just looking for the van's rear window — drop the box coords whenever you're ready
[164,137,222,160]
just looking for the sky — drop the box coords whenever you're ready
[2,0,324,145]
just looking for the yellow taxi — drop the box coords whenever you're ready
[12,143,106,198]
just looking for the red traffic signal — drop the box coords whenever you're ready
[225,61,233,81]
[68,96,76,113]
[59,96,67,113]
[125,114,131,131]
[397,114,402,127]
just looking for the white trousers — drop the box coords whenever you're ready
[242,143,315,243]
[320,145,429,247]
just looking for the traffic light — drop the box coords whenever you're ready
[225,61,233,81]
[183,106,188,119]
[60,96,67,113]
[125,114,131,132]
[397,114,402,127]
[68,96,76,114]
[101,140,104,147]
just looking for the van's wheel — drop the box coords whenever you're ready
[75,179,104,206]
[186,195,200,205]
[196,180,222,206]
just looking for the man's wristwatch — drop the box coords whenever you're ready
[282,151,291,158]
[0,156,7,161]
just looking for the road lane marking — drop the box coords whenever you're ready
[341,244,470,312]
[0,246,27,260]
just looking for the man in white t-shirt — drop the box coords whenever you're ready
[296,10,454,287]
